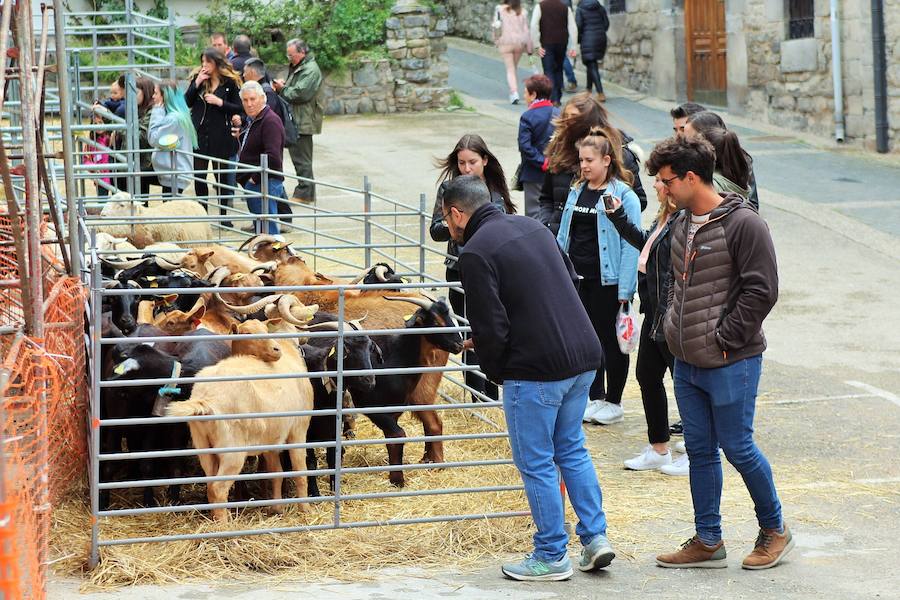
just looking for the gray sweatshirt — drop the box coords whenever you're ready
[148,106,194,191]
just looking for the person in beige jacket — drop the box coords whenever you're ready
[493,1,534,104]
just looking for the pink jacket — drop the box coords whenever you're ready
[494,5,533,53]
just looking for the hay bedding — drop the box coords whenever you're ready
[51,377,900,589]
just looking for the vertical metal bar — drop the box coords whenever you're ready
[88,236,102,568]
[363,176,372,267]
[167,7,176,82]
[54,0,81,275]
[419,192,427,282]
[124,71,138,199]
[333,290,345,527]
[260,154,269,234]
[870,0,889,152]
[91,29,98,99]
[19,0,45,337]
[125,0,134,67]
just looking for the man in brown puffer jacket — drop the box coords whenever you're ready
[646,136,794,572]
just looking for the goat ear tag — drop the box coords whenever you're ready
[233,273,245,280]
[403,314,413,321]
[328,346,336,358]
[113,358,140,375]
[150,281,159,288]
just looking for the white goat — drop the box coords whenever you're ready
[98,192,210,248]
[167,319,314,521]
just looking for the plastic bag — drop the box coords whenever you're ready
[615,302,640,354]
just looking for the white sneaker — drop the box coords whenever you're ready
[509,92,520,104]
[589,400,624,425]
[674,440,686,454]
[624,445,672,470]
[660,452,690,476]
[582,399,603,423]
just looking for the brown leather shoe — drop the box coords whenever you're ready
[596,92,607,102]
[656,536,727,568]
[742,525,794,570]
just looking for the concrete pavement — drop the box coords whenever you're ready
[51,38,900,600]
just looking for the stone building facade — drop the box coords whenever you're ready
[445,0,897,150]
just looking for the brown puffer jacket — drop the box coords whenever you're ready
[664,193,778,368]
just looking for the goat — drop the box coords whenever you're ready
[167,318,315,521]
[101,325,230,509]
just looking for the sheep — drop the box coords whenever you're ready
[167,318,315,521]
[98,193,211,248]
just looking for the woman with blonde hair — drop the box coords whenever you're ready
[605,168,685,474]
[492,0,533,104]
[554,127,641,426]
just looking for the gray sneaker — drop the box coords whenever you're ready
[579,535,616,572]
[501,554,574,581]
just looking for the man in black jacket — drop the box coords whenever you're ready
[442,175,614,581]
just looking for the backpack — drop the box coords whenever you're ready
[264,82,298,146]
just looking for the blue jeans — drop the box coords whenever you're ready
[563,56,577,85]
[503,371,608,562]
[244,179,283,235]
[674,355,783,545]
[541,43,567,104]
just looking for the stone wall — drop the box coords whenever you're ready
[322,59,397,115]
[604,2,660,95]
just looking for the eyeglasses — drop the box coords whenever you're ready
[659,174,682,188]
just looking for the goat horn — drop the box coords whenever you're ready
[276,295,319,326]
[218,293,285,314]
[301,321,341,331]
[419,290,439,303]
[207,266,232,286]
[240,234,285,261]
[348,267,371,285]
[374,265,389,281]
[383,295,433,311]
[100,256,144,270]
[250,261,278,274]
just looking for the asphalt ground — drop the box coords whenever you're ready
[51,38,900,600]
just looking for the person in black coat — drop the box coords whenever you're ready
[431,135,515,402]
[185,48,243,226]
[575,0,609,101]
[441,175,615,579]
[606,177,683,473]
[517,74,559,219]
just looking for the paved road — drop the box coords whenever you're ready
[449,43,900,237]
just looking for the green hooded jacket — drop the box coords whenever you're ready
[713,171,750,200]
[280,54,324,136]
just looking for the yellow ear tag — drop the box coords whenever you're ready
[403,314,413,320]
[272,242,285,250]
[328,346,336,358]
[150,281,159,288]
[146,276,156,281]
[233,273,245,280]
[113,363,126,375]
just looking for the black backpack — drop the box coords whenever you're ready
[263,82,298,146]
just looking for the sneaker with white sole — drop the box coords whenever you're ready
[624,445,672,471]
[660,452,690,476]
[501,554,573,581]
[674,440,686,454]
[509,92,520,105]
[589,400,624,425]
[582,399,603,423]
[579,535,615,572]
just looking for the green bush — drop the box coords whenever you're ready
[195,0,394,73]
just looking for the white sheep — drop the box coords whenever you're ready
[98,192,211,248]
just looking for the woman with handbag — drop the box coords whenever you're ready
[493,0,533,104]
[431,134,515,402]
[553,127,641,426]
[148,81,198,196]
[605,175,687,474]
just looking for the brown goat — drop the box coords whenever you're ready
[230,319,282,362]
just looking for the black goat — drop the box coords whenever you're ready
[100,325,229,509]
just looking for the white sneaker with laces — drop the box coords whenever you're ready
[509,92,520,105]
[660,452,690,476]
[674,440,686,454]
[589,400,624,425]
[582,399,603,423]
[624,445,672,470]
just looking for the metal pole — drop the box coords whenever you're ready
[363,176,372,268]
[870,0,889,152]
[419,192,427,282]
[89,239,102,568]
[167,7,176,81]
[18,0,45,337]
[333,290,345,527]
[53,0,81,275]
[124,72,138,199]
[260,153,269,234]
[125,0,134,67]
[829,0,845,142]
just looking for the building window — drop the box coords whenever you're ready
[788,0,815,39]
[608,0,626,14]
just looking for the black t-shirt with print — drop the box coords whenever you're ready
[569,186,604,279]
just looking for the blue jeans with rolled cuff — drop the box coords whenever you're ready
[503,371,608,562]
[674,354,783,546]
[243,179,283,235]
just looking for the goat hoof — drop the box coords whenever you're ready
[264,504,285,516]
[389,475,406,487]
[210,509,231,522]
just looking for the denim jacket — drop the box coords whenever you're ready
[556,177,641,301]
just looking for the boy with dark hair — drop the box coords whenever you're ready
[647,136,793,571]
[669,102,707,136]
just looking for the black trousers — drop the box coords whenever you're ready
[578,278,628,404]
[584,60,604,94]
[636,321,674,444]
[193,156,234,216]
[541,43,567,104]
[448,270,499,401]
